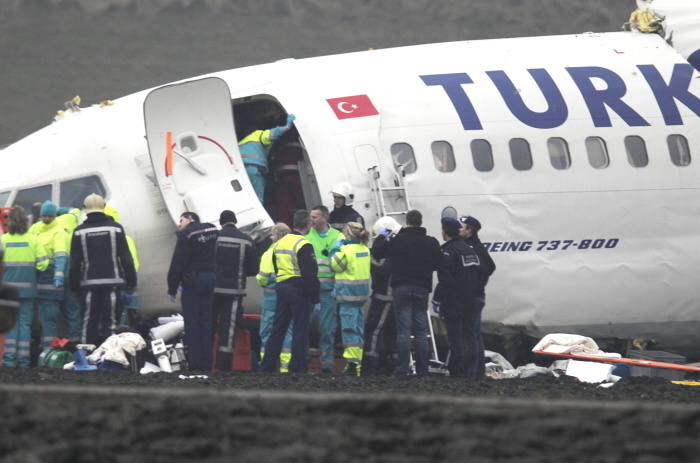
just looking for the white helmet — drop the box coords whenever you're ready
[372,216,402,236]
[330,181,355,206]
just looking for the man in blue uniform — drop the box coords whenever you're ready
[259,210,320,374]
[70,194,137,346]
[212,210,259,371]
[167,211,218,372]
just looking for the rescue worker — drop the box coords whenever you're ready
[362,216,401,376]
[459,215,496,377]
[103,205,141,326]
[70,194,137,346]
[1,207,48,367]
[259,210,320,374]
[239,113,296,203]
[212,210,259,371]
[0,231,21,336]
[306,205,345,373]
[167,211,218,372]
[432,217,480,378]
[55,206,82,342]
[372,209,443,377]
[256,222,294,371]
[30,200,69,348]
[329,182,364,231]
[330,221,371,376]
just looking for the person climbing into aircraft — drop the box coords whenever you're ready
[212,209,259,371]
[306,205,345,373]
[330,221,371,376]
[372,209,443,377]
[238,113,296,203]
[432,217,480,378]
[1,207,48,368]
[30,200,69,349]
[167,211,218,372]
[258,210,320,374]
[362,216,401,376]
[329,182,364,231]
[69,194,137,347]
[459,215,495,377]
[256,222,294,372]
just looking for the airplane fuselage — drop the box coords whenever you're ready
[2,27,700,357]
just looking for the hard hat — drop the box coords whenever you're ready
[372,216,402,236]
[330,181,355,206]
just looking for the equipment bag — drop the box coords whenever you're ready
[38,347,73,368]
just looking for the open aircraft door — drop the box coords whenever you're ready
[143,77,273,240]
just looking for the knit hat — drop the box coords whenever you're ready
[39,200,57,217]
[219,210,237,225]
[56,206,71,217]
[441,216,461,232]
[84,194,105,213]
[459,215,482,231]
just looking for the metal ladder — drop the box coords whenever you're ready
[368,165,411,218]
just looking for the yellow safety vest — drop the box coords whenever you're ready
[273,234,311,283]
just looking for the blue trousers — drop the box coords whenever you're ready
[61,289,82,342]
[260,291,293,358]
[3,298,34,367]
[317,290,338,371]
[393,284,430,377]
[259,282,312,373]
[181,272,215,372]
[37,298,60,348]
[246,165,266,203]
[339,301,364,360]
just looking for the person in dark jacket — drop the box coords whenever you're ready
[167,211,218,372]
[432,217,480,378]
[69,194,137,346]
[212,210,259,371]
[362,216,401,376]
[372,209,443,377]
[329,182,364,231]
[259,210,320,374]
[459,215,496,377]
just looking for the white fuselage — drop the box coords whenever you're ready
[2,27,699,354]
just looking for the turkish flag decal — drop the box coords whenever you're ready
[327,94,379,119]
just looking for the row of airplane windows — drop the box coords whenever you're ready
[390,135,692,173]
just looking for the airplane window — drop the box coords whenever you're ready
[585,137,609,169]
[509,138,533,171]
[0,191,10,207]
[471,139,494,172]
[624,136,648,168]
[390,143,417,174]
[667,135,691,167]
[13,184,52,214]
[61,176,107,209]
[431,141,456,173]
[547,137,571,170]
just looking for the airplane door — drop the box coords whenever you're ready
[143,77,274,239]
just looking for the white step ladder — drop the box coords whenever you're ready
[368,165,411,219]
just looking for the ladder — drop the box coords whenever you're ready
[368,165,411,218]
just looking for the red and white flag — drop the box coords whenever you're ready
[326,94,379,120]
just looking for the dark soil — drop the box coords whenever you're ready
[2,367,700,462]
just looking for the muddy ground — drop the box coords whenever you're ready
[2,365,700,462]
